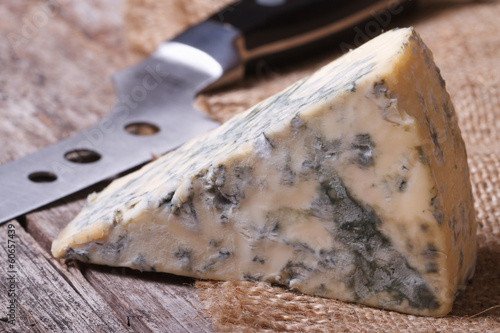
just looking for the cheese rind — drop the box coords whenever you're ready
[52,28,476,316]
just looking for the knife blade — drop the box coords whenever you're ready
[0,0,417,224]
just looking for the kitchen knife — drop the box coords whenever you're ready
[0,0,416,224]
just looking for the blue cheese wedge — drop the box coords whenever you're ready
[52,28,476,316]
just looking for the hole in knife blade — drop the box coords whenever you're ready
[28,171,57,183]
[124,122,160,136]
[65,149,101,164]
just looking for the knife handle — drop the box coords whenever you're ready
[211,0,417,72]
[174,0,416,86]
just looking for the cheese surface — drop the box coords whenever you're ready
[52,28,476,316]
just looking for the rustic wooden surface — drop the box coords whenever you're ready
[0,1,213,332]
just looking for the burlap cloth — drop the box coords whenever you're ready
[125,1,500,331]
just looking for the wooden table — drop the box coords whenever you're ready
[0,1,213,331]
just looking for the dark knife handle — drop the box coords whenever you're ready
[212,0,415,50]
[213,0,417,73]
[174,0,416,84]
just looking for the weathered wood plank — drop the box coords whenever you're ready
[0,283,41,333]
[0,221,128,332]
[81,265,214,332]
[0,1,128,162]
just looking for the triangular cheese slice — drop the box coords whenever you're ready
[52,28,476,316]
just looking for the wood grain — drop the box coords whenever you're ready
[0,221,126,332]
[0,1,214,332]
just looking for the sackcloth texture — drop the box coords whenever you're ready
[125,1,500,332]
